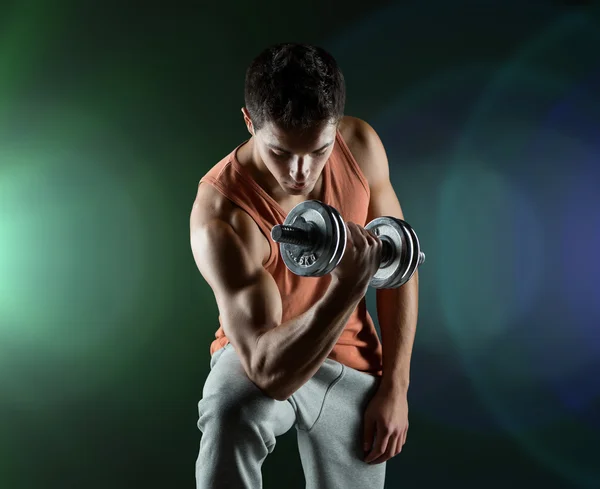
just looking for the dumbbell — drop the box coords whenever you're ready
[270,200,425,288]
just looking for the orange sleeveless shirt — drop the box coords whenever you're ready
[199,129,383,376]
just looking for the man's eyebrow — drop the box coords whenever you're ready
[267,140,334,153]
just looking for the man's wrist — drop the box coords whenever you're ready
[379,376,410,397]
[329,276,366,303]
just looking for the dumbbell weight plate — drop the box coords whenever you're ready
[319,203,347,276]
[393,219,422,288]
[280,200,346,277]
[365,217,412,288]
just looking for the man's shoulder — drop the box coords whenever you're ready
[338,116,388,188]
[193,183,268,260]
[195,183,251,231]
[194,144,242,223]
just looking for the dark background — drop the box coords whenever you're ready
[1,1,599,488]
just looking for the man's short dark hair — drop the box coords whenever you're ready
[244,42,346,133]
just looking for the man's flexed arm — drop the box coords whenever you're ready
[190,185,380,401]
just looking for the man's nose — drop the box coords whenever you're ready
[290,159,309,181]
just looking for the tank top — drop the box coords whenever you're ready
[199,129,383,376]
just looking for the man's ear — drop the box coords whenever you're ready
[241,108,255,135]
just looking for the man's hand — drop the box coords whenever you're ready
[363,385,409,464]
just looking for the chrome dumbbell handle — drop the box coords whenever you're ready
[271,223,315,247]
[272,222,396,266]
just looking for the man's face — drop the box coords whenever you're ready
[245,112,338,196]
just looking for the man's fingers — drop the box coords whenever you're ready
[367,432,397,465]
[348,222,368,249]
[401,426,408,449]
[364,426,391,464]
[396,433,404,455]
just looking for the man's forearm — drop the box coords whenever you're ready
[254,279,364,400]
[377,272,419,394]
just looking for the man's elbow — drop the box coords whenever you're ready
[264,385,293,402]
[244,343,295,401]
[267,386,295,402]
[250,369,295,402]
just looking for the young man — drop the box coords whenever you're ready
[190,42,419,489]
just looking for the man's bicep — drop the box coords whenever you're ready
[191,218,257,291]
[190,217,282,372]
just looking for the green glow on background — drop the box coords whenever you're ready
[1,2,598,488]
[0,114,174,406]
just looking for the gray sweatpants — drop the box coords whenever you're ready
[195,343,386,489]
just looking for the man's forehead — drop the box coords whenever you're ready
[265,124,336,150]
[267,118,335,135]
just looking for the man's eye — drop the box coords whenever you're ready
[271,150,326,158]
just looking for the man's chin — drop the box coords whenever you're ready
[284,182,311,194]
